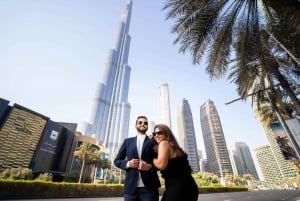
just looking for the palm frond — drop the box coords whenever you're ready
[206,0,245,79]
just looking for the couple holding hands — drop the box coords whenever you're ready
[114,115,198,201]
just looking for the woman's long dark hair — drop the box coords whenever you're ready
[153,124,185,156]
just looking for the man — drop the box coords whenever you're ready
[114,116,160,201]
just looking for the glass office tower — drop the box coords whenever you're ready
[235,142,259,180]
[177,98,200,172]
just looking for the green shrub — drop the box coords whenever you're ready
[35,173,52,181]
[64,171,80,183]
[0,180,247,199]
[0,167,32,180]
[0,180,124,199]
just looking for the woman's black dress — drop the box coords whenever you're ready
[160,153,199,201]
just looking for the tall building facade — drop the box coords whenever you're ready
[177,98,200,172]
[158,83,172,128]
[81,1,133,159]
[199,158,208,173]
[0,98,78,181]
[285,119,300,150]
[200,99,233,179]
[148,121,155,136]
[230,150,240,176]
[0,104,48,170]
[270,121,299,161]
[264,123,297,180]
[235,142,259,180]
[253,119,299,186]
[254,145,284,185]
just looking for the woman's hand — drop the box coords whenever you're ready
[138,160,152,171]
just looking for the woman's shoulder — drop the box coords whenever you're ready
[159,140,170,147]
[158,141,171,152]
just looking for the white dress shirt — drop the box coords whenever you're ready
[136,134,145,187]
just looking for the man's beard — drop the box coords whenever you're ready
[137,127,147,134]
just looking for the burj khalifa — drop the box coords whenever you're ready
[81,0,132,159]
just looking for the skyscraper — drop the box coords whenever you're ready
[177,98,200,172]
[254,145,284,185]
[158,83,172,128]
[235,142,259,180]
[230,150,241,176]
[81,1,132,159]
[264,123,297,180]
[200,99,233,179]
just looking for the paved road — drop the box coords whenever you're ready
[3,190,300,201]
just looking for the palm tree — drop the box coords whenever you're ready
[232,28,300,114]
[162,1,300,112]
[74,142,100,183]
[262,1,300,34]
[253,89,300,159]
[253,81,295,127]
[162,0,300,73]
[89,152,111,183]
[163,0,300,163]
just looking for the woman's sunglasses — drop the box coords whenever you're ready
[152,131,164,136]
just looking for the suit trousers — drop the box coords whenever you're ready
[124,187,159,201]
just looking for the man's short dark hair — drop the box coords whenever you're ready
[136,116,148,125]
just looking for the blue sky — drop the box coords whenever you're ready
[0,0,268,161]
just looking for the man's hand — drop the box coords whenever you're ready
[129,158,140,168]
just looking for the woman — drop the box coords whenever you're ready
[152,124,198,201]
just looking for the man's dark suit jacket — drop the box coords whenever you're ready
[114,136,161,195]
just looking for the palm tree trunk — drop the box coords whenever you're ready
[264,28,300,66]
[93,165,97,183]
[78,159,86,183]
[265,0,300,34]
[271,69,300,115]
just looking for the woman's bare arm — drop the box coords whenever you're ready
[153,141,170,170]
